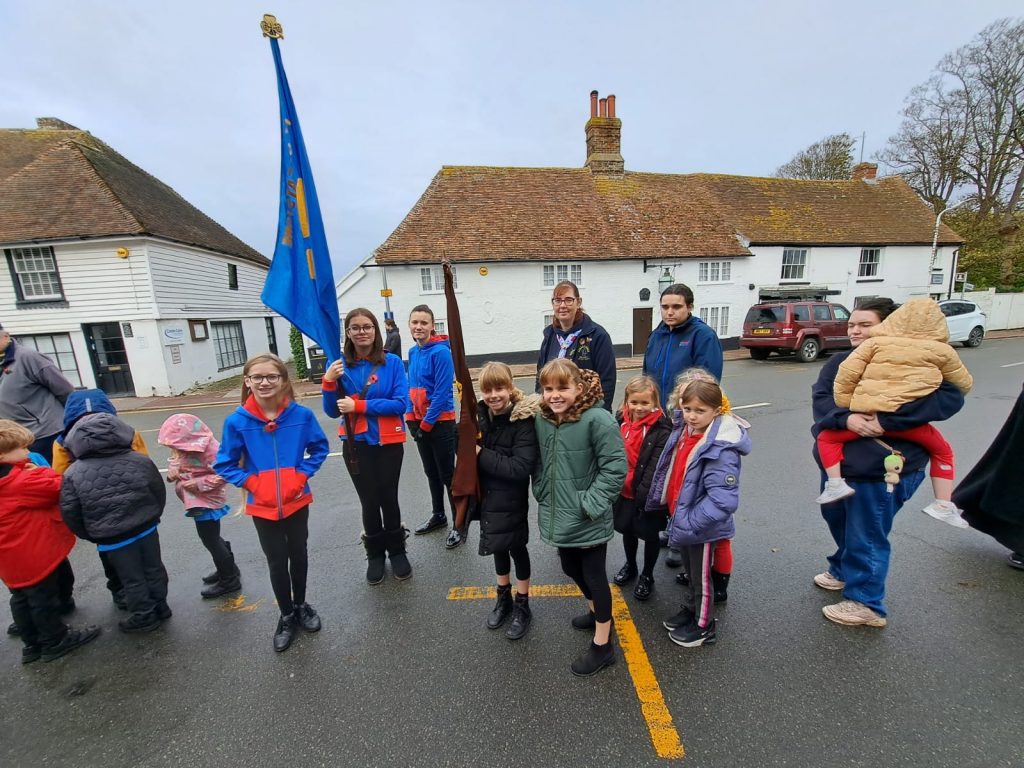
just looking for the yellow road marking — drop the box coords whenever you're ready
[447,583,684,760]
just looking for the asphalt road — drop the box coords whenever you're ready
[2,341,1023,768]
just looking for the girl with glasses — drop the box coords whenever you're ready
[323,309,412,584]
[536,280,616,412]
[214,353,329,653]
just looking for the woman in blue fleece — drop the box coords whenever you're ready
[215,354,329,653]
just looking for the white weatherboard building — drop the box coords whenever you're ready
[338,92,962,364]
[0,118,288,396]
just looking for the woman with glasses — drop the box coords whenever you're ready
[214,354,330,653]
[536,281,616,411]
[322,309,413,584]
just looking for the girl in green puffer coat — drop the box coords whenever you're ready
[533,359,627,677]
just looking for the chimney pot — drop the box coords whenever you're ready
[599,98,607,117]
[607,94,616,118]
[852,162,878,181]
[585,90,624,176]
[590,90,598,118]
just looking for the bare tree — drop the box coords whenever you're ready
[775,133,856,180]
[875,77,969,213]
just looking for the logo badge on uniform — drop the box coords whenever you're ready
[725,474,737,486]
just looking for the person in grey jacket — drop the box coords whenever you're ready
[0,327,75,463]
[59,412,170,634]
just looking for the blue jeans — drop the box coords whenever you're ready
[820,470,925,616]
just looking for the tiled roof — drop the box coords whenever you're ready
[0,126,268,267]
[373,167,962,264]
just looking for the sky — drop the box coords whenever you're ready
[4,1,1021,279]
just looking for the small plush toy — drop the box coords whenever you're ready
[883,452,905,493]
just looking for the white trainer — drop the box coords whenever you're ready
[815,479,856,505]
[822,600,887,627]
[813,571,845,591]
[922,500,969,529]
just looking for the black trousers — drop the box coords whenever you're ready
[98,550,124,596]
[680,542,715,630]
[494,545,532,581]
[343,441,404,535]
[558,543,612,623]
[54,557,75,605]
[411,420,456,519]
[195,518,233,575]
[104,531,169,618]
[9,566,67,649]
[252,506,309,616]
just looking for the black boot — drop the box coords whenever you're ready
[118,611,162,634]
[570,641,616,677]
[7,621,20,637]
[294,603,321,632]
[487,585,513,629]
[201,547,242,599]
[362,531,387,585]
[505,594,532,640]
[712,571,730,604]
[40,625,101,662]
[273,613,298,652]
[202,541,233,584]
[384,528,412,581]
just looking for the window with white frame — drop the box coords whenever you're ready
[14,333,82,387]
[699,306,730,337]
[5,246,65,302]
[542,263,583,288]
[780,248,807,281]
[543,313,554,329]
[211,321,247,370]
[420,266,457,294]
[433,319,447,335]
[858,248,881,278]
[698,260,732,283]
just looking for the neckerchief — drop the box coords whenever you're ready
[620,408,663,499]
[555,329,582,358]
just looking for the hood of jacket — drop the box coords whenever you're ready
[539,368,604,424]
[64,411,135,458]
[60,389,117,439]
[476,387,535,424]
[158,413,217,453]
[871,298,948,342]
[419,334,450,351]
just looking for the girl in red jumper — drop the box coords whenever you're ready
[612,376,672,601]
[214,354,329,653]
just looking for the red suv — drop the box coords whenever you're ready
[740,301,852,362]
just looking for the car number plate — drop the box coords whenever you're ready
[752,329,772,335]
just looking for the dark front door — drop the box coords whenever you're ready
[632,307,654,356]
[83,323,135,396]
[265,317,279,356]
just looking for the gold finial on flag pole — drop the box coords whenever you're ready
[260,14,284,39]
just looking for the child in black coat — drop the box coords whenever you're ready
[612,376,672,601]
[476,362,540,640]
[59,412,169,634]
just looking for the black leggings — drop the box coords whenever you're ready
[622,533,661,577]
[411,420,456,518]
[493,545,531,582]
[343,441,404,535]
[558,543,611,623]
[252,506,309,615]
[194,518,233,574]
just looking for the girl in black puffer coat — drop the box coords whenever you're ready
[476,363,540,641]
[612,376,672,602]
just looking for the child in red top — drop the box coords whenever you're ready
[0,420,100,664]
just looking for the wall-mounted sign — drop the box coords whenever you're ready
[162,327,186,346]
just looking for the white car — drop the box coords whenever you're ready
[938,299,986,347]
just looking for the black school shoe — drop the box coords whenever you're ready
[41,625,101,662]
[294,603,321,633]
[7,621,20,637]
[155,601,173,620]
[571,641,616,677]
[414,514,447,535]
[633,575,654,601]
[669,618,717,648]
[22,644,42,664]
[613,563,638,585]
[118,611,162,634]
[273,613,299,652]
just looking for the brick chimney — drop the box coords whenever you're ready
[36,117,81,131]
[852,162,878,181]
[585,90,624,176]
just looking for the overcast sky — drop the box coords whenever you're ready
[4,1,1020,278]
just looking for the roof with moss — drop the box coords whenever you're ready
[373,166,962,264]
[0,121,268,267]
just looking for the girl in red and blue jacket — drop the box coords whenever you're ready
[406,304,460,546]
[323,308,411,585]
[214,353,329,654]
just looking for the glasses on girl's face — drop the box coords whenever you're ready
[348,325,375,334]
[551,297,577,306]
[246,374,282,384]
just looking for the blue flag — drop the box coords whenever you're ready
[261,37,341,363]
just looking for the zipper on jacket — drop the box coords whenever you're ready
[271,429,284,520]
